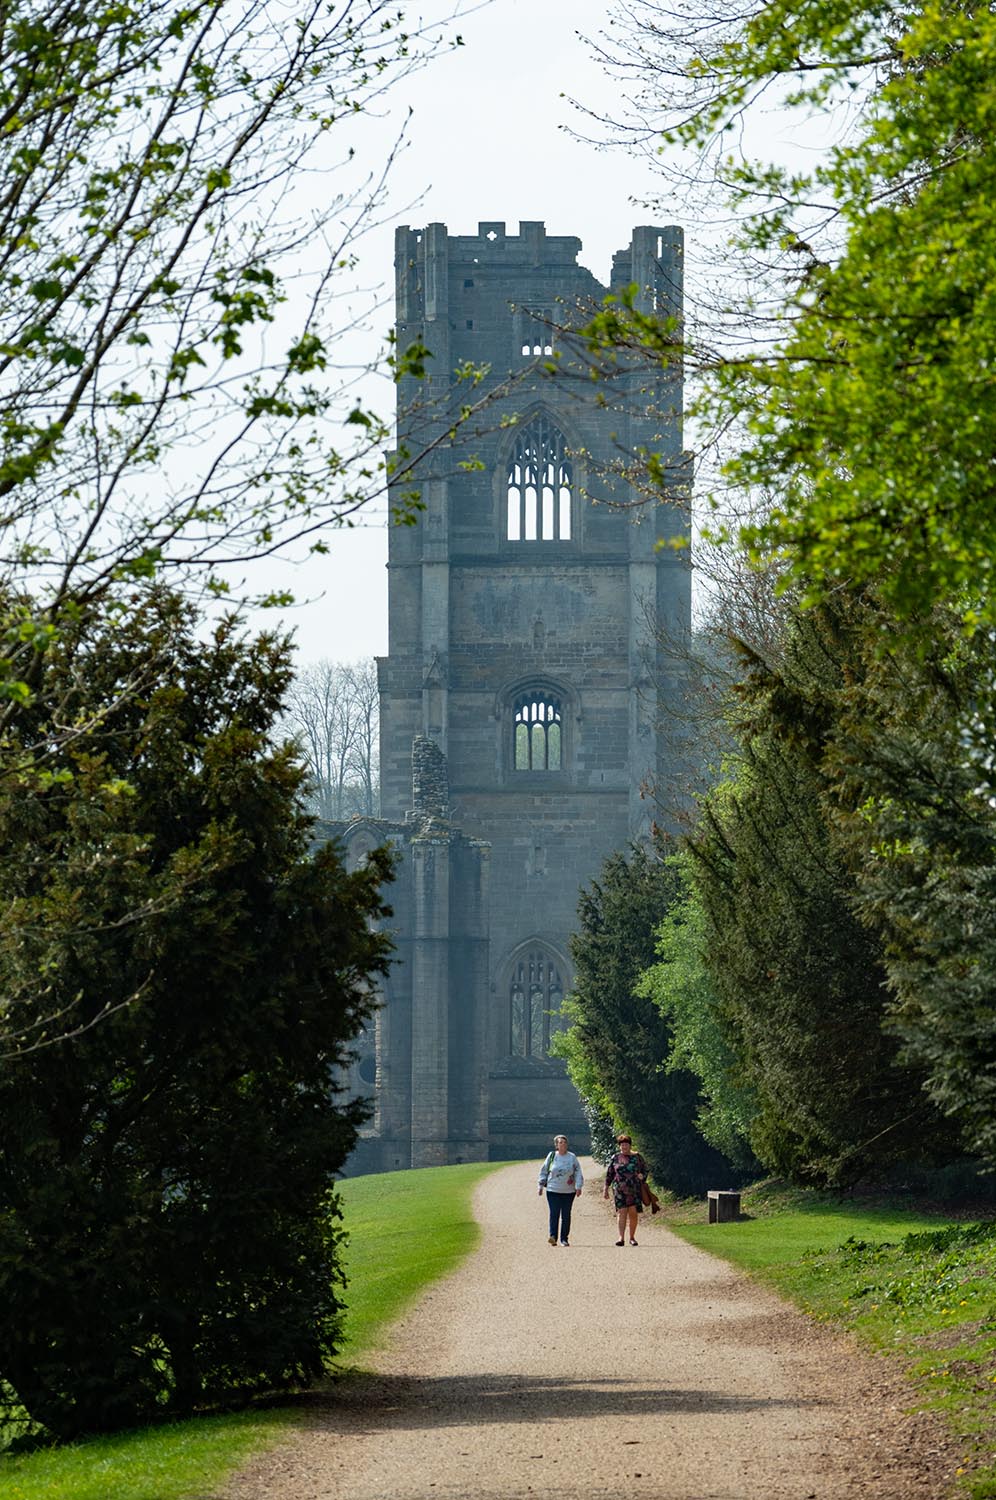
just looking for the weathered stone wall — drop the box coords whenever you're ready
[369,219,688,1167]
[411,733,450,817]
[328,795,492,1176]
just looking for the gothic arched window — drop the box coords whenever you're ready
[509,949,564,1058]
[514,691,562,771]
[506,415,572,542]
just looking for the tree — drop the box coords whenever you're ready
[285,658,379,820]
[725,0,996,629]
[586,0,996,629]
[348,658,380,818]
[0,0,467,715]
[636,856,758,1169]
[688,597,956,1184]
[0,588,393,1439]
[817,602,996,1167]
[558,840,738,1196]
[581,1,996,1180]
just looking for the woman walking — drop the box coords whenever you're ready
[603,1133,648,1245]
[538,1134,583,1246]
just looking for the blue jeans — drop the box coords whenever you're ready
[546,1190,575,1242]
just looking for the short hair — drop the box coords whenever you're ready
[553,1134,568,1145]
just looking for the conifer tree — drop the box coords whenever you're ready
[826,607,996,1166]
[689,602,955,1184]
[0,589,391,1439]
[560,841,737,1196]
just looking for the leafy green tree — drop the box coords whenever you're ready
[547,1006,617,1164]
[0,589,392,1439]
[559,840,737,1196]
[591,0,996,628]
[726,0,996,628]
[0,0,464,715]
[689,599,955,1184]
[0,0,482,1059]
[636,856,758,1169]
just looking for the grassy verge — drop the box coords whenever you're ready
[336,1160,506,1357]
[1,1161,505,1500]
[664,1181,996,1498]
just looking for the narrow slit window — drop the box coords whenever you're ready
[506,417,572,541]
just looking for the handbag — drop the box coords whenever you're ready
[640,1181,662,1215]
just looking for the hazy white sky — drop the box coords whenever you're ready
[252,0,680,667]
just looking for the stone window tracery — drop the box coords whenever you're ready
[514,692,562,771]
[509,949,564,1058]
[506,415,572,542]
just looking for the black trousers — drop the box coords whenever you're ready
[546,1190,575,1241]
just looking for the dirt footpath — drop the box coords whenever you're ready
[225,1160,964,1500]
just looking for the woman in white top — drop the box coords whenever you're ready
[537,1134,583,1246]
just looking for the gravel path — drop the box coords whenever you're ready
[224,1160,963,1500]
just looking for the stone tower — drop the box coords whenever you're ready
[360,220,687,1168]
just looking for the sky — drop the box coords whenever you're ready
[250,0,683,668]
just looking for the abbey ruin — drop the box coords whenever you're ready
[333,220,688,1169]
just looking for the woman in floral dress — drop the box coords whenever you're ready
[603,1133,648,1246]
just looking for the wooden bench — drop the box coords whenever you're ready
[707,1189,741,1223]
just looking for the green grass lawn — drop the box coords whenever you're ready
[0,1160,505,1500]
[665,1181,996,1499]
[336,1160,506,1357]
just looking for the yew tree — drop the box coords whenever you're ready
[687,598,958,1184]
[0,588,392,1440]
[821,604,996,1167]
